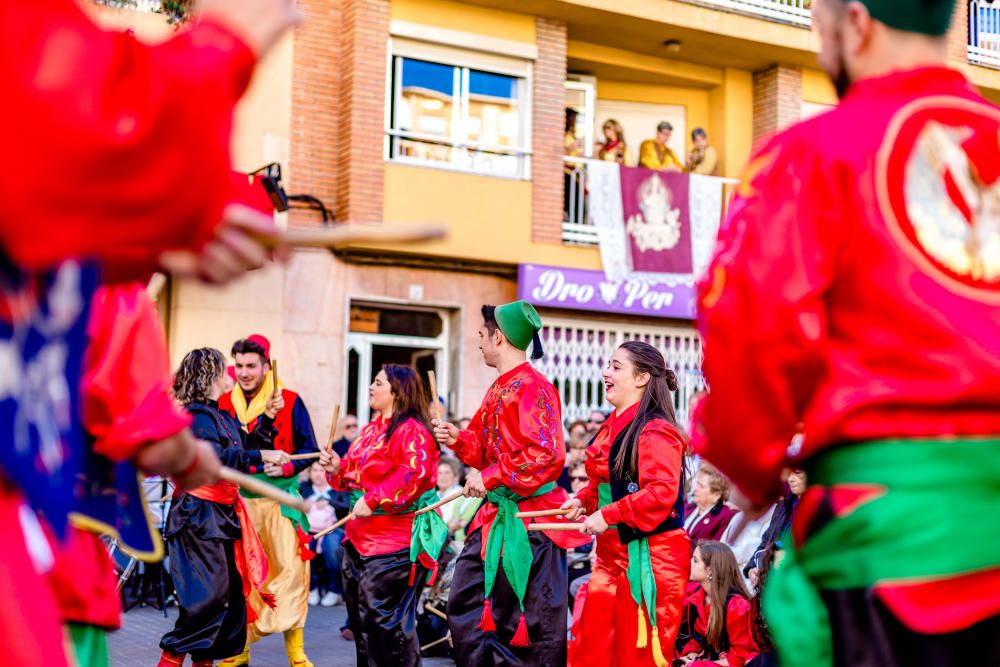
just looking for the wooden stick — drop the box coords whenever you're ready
[146,272,167,300]
[427,370,443,421]
[218,466,307,512]
[270,359,279,399]
[527,522,586,532]
[415,489,464,516]
[288,452,322,461]
[424,603,448,621]
[515,508,573,519]
[420,632,451,652]
[313,513,353,540]
[274,223,447,250]
[326,404,342,449]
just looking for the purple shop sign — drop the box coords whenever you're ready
[518,264,697,320]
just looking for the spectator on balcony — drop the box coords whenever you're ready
[639,121,684,172]
[686,127,720,176]
[597,118,631,165]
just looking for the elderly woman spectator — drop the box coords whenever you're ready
[685,463,737,543]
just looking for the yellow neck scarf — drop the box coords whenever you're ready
[231,373,283,430]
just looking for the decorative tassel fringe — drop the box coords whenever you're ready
[510,613,532,648]
[636,606,648,649]
[651,631,669,667]
[408,563,417,587]
[480,599,497,632]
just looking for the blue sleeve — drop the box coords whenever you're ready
[291,397,320,474]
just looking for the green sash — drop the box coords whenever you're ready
[764,437,1000,667]
[483,483,555,611]
[240,473,309,533]
[598,483,668,665]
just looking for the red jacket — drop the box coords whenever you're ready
[696,67,1000,506]
[328,415,439,556]
[453,362,589,550]
[677,587,759,667]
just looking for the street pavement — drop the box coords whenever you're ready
[110,603,455,666]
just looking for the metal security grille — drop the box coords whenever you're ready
[532,315,705,425]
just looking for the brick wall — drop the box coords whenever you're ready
[946,0,969,64]
[289,0,388,225]
[752,64,802,144]
[531,17,568,244]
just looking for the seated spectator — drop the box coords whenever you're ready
[597,119,631,165]
[676,541,759,667]
[720,505,776,593]
[330,413,360,458]
[568,461,589,497]
[300,462,350,607]
[436,457,480,547]
[638,121,684,172]
[685,464,737,543]
[745,544,779,667]
[744,469,806,585]
[685,127,719,175]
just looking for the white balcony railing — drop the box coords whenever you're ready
[96,0,164,11]
[970,0,1000,69]
[684,0,811,27]
[563,157,596,245]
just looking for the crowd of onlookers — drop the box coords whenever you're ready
[306,405,798,664]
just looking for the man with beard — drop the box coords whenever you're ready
[219,335,320,667]
[695,1,1000,666]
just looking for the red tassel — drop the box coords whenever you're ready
[510,613,531,648]
[480,599,497,632]
[408,563,417,586]
[296,526,316,561]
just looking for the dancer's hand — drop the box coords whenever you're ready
[260,449,289,465]
[264,391,285,419]
[318,448,341,475]
[431,418,459,448]
[580,509,609,536]
[463,469,487,499]
[352,495,374,518]
[560,497,585,521]
[262,461,287,477]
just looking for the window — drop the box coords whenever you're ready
[387,49,531,179]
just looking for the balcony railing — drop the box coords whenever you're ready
[97,0,164,11]
[563,157,597,245]
[970,0,1000,69]
[683,0,811,27]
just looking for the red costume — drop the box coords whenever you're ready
[696,65,1000,665]
[676,587,759,667]
[448,361,588,666]
[570,403,691,667]
[328,414,440,667]
[328,415,439,557]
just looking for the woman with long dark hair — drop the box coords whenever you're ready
[564,341,691,667]
[675,541,759,666]
[319,364,442,667]
[157,348,289,667]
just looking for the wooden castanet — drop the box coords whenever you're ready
[414,489,464,516]
[218,467,307,512]
[527,522,586,532]
[515,508,573,519]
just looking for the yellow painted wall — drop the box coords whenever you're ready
[391,0,536,43]
[231,33,294,173]
[381,164,601,270]
[707,68,754,178]
[802,68,837,106]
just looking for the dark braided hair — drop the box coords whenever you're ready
[610,341,680,480]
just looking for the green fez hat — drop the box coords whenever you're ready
[494,300,543,351]
[857,0,956,36]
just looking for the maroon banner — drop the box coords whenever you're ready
[620,167,693,274]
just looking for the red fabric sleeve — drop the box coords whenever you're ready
[576,481,600,515]
[601,421,684,529]
[364,420,438,514]
[1,1,255,278]
[480,380,565,494]
[451,401,491,470]
[723,596,758,667]
[696,135,842,506]
[81,284,191,461]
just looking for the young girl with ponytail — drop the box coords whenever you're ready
[564,341,692,667]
